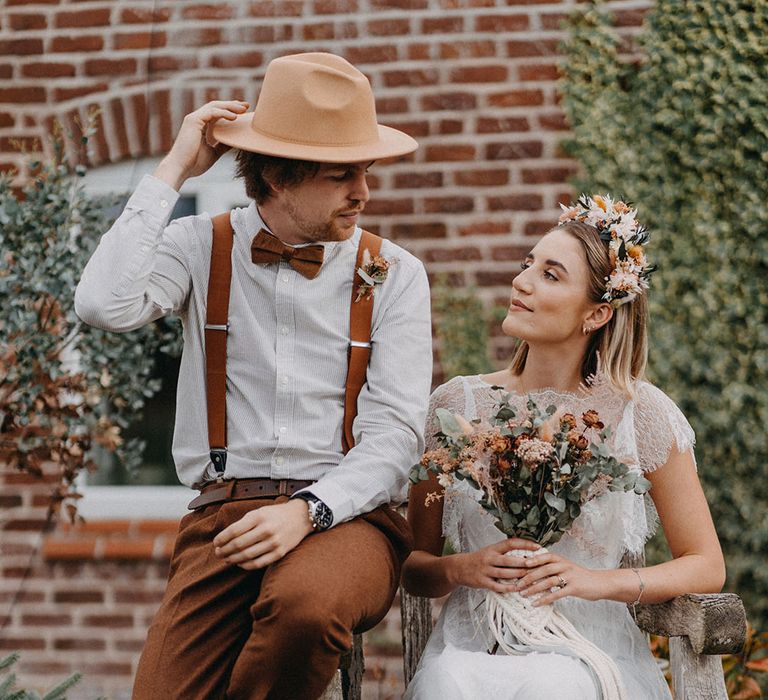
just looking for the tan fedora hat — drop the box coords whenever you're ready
[211,52,418,163]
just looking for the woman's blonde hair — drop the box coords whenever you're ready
[509,220,648,395]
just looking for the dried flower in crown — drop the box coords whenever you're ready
[558,194,657,308]
[355,249,397,302]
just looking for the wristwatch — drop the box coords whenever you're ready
[294,492,333,531]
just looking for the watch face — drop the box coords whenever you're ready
[312,501,333,530]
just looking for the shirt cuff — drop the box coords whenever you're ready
[126,174,181,227]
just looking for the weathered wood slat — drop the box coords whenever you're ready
[343,633,364,700]
[322,633,363,700]
[633,593,746,654]
[401,589,434,686]
[670,636,728,700]
[319,672,343,700]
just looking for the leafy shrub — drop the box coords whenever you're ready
[0,121,179,518]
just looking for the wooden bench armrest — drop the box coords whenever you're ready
[631,592,746,655]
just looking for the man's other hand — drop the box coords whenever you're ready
[212,499,315,570]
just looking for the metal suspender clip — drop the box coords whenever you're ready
[210,448,227,473]
[205,324,229,332]
[349,340,372,349]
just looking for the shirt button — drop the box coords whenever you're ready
[279,426,287,434]
[281,273,290,282]
[159,199,169,209]
[281,326,289,335]
[276,457,284,466]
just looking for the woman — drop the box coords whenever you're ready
[403,196,725,699]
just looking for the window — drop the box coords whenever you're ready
[79,154,247,517]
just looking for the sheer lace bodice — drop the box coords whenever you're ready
[406,374,694,700]
[428,374,694,567]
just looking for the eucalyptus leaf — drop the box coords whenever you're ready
[435,408,464,438]
[544,492,567,512]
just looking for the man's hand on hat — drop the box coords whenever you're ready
[153,100,249,191]
[212,499,314,570]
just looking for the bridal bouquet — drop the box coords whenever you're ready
[409,390,651,700]
[410,391,650,544]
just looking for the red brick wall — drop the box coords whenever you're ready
[1,1,650,696]
[0,468,172,698]
[1,0,649,354]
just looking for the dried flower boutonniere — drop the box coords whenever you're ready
[355,249,396,302]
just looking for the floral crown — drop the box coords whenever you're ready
[558,194,656,308]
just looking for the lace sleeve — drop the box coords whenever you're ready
[634,381,696,473]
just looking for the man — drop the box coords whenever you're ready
[75,52,432,699]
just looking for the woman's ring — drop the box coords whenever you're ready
[557,575,567,588]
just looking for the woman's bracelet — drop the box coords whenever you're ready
[630,568,645,622]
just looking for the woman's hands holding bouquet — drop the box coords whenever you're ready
[514,549,608,606]
[448,540,608,604]
[446,538,541,594]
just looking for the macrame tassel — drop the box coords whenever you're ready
[485,549,628,700]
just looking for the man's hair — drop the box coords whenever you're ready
[509,220,649,396]
[234,150,322,204]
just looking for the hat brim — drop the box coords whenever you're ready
[211,112,418,163]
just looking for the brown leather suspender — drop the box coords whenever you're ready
[204,214,381,474]
[343,229,381,454]
[205,212,235,473]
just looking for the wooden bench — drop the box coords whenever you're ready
[325,555,747,700]
[397,587,746,700]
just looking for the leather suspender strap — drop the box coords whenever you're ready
[342,229,382,454]
[205,212,234,473]
[203,219,381,474]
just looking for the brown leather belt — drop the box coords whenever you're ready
[188,478,316,511]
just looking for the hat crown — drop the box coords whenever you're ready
[251,53,379,149]
[211,51,417,162]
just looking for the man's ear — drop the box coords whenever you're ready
[265,177,282,196]
[585,303,613,332]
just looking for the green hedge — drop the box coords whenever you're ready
[561,1,768,626]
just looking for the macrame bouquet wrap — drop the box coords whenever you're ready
[485,547,627,700]
[410,388,650,698]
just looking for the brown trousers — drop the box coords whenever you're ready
[132,497,412,700]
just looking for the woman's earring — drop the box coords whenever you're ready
[582,325,591,335]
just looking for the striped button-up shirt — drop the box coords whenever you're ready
[75,175,432,525]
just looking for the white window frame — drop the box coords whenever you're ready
[78,154,246,519]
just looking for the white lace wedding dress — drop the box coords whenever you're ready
[405,374,695,700]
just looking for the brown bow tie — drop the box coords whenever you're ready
[250,229,324,280]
